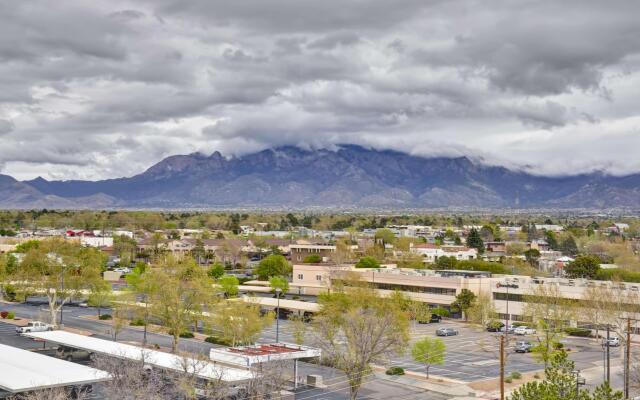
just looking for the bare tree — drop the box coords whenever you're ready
[8,386,90,400]
[91,351,170,400]
[312,286,409,400]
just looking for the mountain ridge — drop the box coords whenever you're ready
[1,145,639,209]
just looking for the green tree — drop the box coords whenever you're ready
[509,351,622,400]
[87,281,113,318]
[10,238,105,325]
[254,255,291,279]
[411,337,446,378]
[451,289,476,321]
[269,276,289,296]
[375,228,396,245]
[435,256,458,270]
[466,228,484,254]
[545,231,559,250]
[147,255,215,352]
[218,274,240,298]
[560,235,579,256]
[355,256,380,269]
[565,255,600,279]
[207,263,225,279]
[208,300,273,346]
[524,249,541,267]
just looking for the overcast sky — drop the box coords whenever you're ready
[1,1,640,181]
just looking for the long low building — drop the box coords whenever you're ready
[24,331,253,382]
[0,343,110,395]
[292,263,640,326]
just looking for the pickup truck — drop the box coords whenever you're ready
[16,321,55,334]
[513,326,537,336]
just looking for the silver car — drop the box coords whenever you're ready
[436,327,459,336]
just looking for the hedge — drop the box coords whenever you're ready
[564,327,592,337]
[595,269,640,283]
[385,367,405,376]
[98,314,112,320]
[205,336,232,346]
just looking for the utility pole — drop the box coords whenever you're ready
[607,324,611,384]
[500,335,505,400]
[625,317,631,399]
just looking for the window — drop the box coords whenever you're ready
[297,274,304,280]
[316,275,322,281]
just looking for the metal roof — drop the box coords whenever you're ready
[24,331,252,382]
[0,343,110,393]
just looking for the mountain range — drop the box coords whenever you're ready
[1,145,640,209]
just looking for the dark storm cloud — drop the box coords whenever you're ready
[0,0,639,180]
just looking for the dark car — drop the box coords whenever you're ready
[417,314,442,324]
[486,321,505,332]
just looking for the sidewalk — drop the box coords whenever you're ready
[375,371,478,398]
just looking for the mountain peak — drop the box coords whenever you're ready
[2,145,640,209]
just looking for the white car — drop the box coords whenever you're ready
[603,336,620,347]
[113,267,131,274]
[514,326,537,335]
[16,321,55,334]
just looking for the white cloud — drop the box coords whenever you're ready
[0,0,639,180]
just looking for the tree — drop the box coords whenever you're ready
[523,284,575,368]
[147,255,215,352]
[435,255,457,270]
[355,256,380,268]
[208,300,273,346]
[374,228,396,245]
[466,292,497,328]
[87,280,113,318]
[269,275,289,296]
[545,231,559,250]
[509,351,622,400]
[411,337,445,379]
[254,255,290,279]
[451,289,476,320]
[466,228,484,254]
[290,315,307,345]
[560,235,579,257]
[218,274,239,298]
[524,248,541,267]
[10,238,105,325]
[125,264,160,345]
[313,287,409,400]
[207,263,225,279]
[580,285,610,339]
[565,255,600,279]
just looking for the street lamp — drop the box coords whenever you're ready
[275,288,281,343]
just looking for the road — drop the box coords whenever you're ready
[0,302,440,399]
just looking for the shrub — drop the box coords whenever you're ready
[534,373,541,379]
[179,331,194,338]
[98,314,112,320]
[205,336,231,346]
[129,318,145,326]
[512,322,528,327]
[510,371,522,379]
[355,256,380,269]
[303,254,322,264]
[505,377,512,383]
[431,307,451,317]
[6,312,15,320]
[0,311,7,319]
[385,367,405,376]
[3,284,17,302]
[564,327,592,337]
[554,342,564,350]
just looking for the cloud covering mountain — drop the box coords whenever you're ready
[0,1,640,181]
[2,146,640,209]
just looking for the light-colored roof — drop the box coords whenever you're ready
[238,296,321,312]
[210,343,321,367]
[24,331,252,382]
[0,343,110,393]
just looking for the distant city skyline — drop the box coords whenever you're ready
[1,1,639,180]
